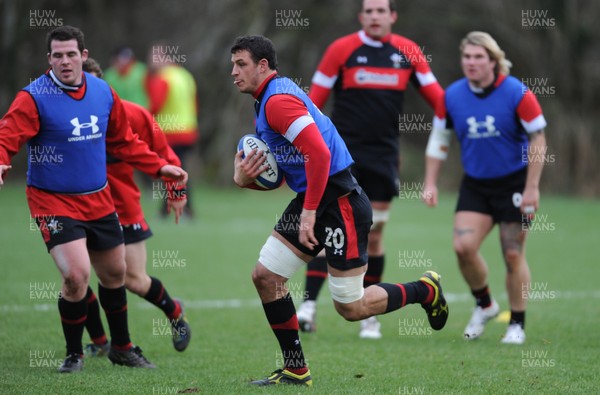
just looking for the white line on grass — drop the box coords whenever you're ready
[3,290,600,313]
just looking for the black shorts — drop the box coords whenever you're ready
[456,167,528,224]
[121,219,153,245]
[35,212,124,252]
[350,158,399,203]
[275,189,372,271]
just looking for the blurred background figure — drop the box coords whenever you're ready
[422,31,547,345]
[147,42,199,218]
[83,57,192,355]
[104,46,150,109]
[297,0,443,340]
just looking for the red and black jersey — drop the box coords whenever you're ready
[107,100,183,225]
[309,30,443,159]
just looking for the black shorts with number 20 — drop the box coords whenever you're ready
[456,167,528,224]
[276,188,372,271]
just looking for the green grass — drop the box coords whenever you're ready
[0,182,598,394]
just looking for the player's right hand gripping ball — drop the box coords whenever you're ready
[237,134,282,189]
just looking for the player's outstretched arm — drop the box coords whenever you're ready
[423,120,451,207]
[521,130,546,216]
[422,156,442,207]
[159,164,188,185]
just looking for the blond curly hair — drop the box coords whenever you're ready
[460,31,512,75]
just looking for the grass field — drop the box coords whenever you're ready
[0,182,598,394]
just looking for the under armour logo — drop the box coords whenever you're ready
[333,249,343,256]
[466,115,496,135]
[357,56,368,64]
[133,223,142,231]
[70,116,99,136]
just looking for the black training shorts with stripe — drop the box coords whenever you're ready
[276,188,372,271]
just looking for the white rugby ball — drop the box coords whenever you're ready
[237,134,283,189]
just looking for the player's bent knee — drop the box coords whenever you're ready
[258,235,305,279]
[328,273,365,309]
[503,248,523,266]
[97,269,125,287]
[62,271,89,297]
[333,301,363,322]
[251,266,268,288]
[453,239,476,258]
[62,266,89,284]
[124,274,145,296]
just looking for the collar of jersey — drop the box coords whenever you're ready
[48,69,83,91]
[253,72,278,101]
[358,30,391,48]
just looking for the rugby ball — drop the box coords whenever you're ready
[237,134,282,189]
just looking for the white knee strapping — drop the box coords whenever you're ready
[328,273,365,304]
[259,236,305,279]
[372,208,390,225]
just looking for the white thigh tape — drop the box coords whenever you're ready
[328,273,365,304]
[259,235,305,279]
[372,208,390,224]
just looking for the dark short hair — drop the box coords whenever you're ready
[360,0,397,13]
[83,58,103,78]
[230,35,278,71]
[46,25,85,53]
[113,46,135,59]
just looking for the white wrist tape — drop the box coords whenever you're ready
[426,127,452,160]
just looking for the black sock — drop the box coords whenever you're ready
[84,286,107,345]
[304,256,328,301]
[510,311,525,329]
[58,296,87,356]
[262,293,306,370]
[376,281,433,314]
[143,276,179,319]
[364,255,384,287]
[98,284,131,350]
[472,285,492,308]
